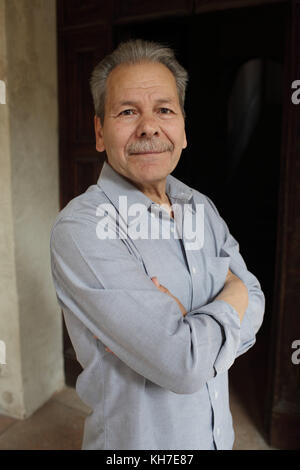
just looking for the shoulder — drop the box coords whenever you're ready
[192,188,221,222]
[50,183,109,245]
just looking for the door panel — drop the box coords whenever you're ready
[266,0,300,449]
[58,0,112,29]
[57,4,113,385]
[57,25,111,207]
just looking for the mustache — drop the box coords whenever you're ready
[127,139,174,155]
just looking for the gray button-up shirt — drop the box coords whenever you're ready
[50,161,265,450]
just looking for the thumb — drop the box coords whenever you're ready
[151,276,160,287]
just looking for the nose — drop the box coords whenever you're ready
[136,114,160,139]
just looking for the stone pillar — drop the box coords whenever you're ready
[0,0,64,419]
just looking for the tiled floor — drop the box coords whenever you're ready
[0,384,275,450]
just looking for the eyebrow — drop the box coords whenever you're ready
[113,97,176,110]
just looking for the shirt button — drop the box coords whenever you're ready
[151,213,155,218]
[170,226,174,232]
[214,391,218,400]
[192,266,197,274]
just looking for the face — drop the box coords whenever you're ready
[94,61,187,187]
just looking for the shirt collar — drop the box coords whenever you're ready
[97,160,195,223]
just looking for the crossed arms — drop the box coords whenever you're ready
[151,269,248,323]
[50,210,265,394]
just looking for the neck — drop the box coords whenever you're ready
[118,169,174,218]
[133,180,169,206]
[133,179,174,219]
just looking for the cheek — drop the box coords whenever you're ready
[104,125,130,152]
[163,121,185,146]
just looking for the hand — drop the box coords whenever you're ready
[151,277,187,317]
[215,268,248,323]
[93,335,114,355]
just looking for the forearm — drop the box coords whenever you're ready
[215,272,249,323]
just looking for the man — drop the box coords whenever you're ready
[50,39,265,450]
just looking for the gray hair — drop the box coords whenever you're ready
[90,39,188,125]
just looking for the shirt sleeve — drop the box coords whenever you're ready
[204,196,265,361]
[50,215,241,395]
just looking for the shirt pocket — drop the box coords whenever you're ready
[204,255,231,301]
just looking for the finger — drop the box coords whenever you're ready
[226,268,237,282]
[95,337,114,355]
[105,346,114,355]
[158,284,169,293]
[151,277,169,294]
[151,276,160,287]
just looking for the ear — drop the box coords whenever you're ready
[182,129,187,149]
[94,115,105,152]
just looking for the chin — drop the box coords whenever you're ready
[134,165,169,181]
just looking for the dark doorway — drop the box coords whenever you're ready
[114,3,286,440]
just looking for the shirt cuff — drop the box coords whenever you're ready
[189,299,241,375]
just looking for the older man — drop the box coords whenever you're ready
[50,39,265,450]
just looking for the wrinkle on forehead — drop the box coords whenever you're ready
[107,63,176,88]
[106,62,178,105]
[123,83,170,90]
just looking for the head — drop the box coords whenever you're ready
[90,39,188,188]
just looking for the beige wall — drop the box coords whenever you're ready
[0,0,64,418]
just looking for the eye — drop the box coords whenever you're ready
[119,109,136,116]
[159,108,173,114]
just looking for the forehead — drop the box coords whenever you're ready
[106,62,179,105]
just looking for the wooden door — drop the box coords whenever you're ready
[265,0,300,449]
[57,0,113,384]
